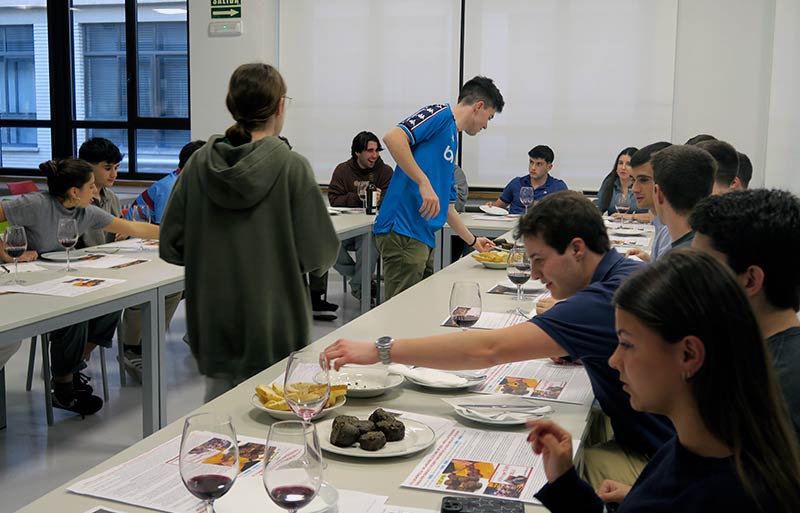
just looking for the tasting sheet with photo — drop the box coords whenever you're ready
[441,311,531,330]
[472,360,593,405]
[402,427,578,505]
[0,276,126,297]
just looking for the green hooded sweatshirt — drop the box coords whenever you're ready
[160,135,339,379]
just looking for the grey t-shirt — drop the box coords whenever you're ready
[79,187,121,248]
[768,326,800,436]
[3,192,115,253]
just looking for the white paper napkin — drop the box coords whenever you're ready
[387,364,468,387]
[442,396,553,422]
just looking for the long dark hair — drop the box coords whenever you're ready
[598,146,638,212]
[39,158,93,200]
[224,63,287,147]
[614,249,800,512]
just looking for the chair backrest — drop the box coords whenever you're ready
[7,180,39,195]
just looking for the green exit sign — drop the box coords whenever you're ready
[211,0,241,19]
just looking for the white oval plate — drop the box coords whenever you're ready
[216,477,338,513]
[609,228,647,237]
[250,394,346,421]
[480,205,509,216]
[480,261,507,270]
[330,368,405,398]
[498,278,546,292]
[318,417,435,458]
[404,371,486,390]
[453,407,529,426]
[40,249,91,262]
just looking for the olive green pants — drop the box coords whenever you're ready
[375,231,435,300]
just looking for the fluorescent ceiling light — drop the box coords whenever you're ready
[153,8,187,15]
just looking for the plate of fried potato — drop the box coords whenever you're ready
[251,382,347,420]
[471,250,509,269]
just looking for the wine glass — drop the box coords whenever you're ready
[3,225,28,285]
[507,242,531,316]
[179,412,239,513]
[283,351,331,423]
[519,186,535,214]
[56,218,79,272]
[263,420,324,513]
[449,281,482,330]
[129,205,152,250]
[356,181,369,210]
[615,192,631,224]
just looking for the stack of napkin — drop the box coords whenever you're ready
[387,364,469,387]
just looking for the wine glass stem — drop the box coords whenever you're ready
[13,258,19,283]
[65,249,70,271]
[205,499,214,513]
[517,284,522,306]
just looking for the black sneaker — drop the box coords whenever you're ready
[312,298,338,320]
[52,383,103,416]
[73,372,94,396]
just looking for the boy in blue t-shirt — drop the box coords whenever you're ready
[488,145,568,214]
[374,76,504,299]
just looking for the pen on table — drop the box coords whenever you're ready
[0,265,9,273]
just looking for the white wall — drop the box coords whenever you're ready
[764,0,800,194]
[188,0,278,140]
[188,0,797,191]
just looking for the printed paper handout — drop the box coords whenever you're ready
[0,276,126,297]
[472,360,593,404]
[402,427,578,505]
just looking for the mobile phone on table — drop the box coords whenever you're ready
[440,495,525,513]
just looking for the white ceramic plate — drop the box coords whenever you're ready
[404,370,486,390]
[609,228,647,237]
[40,249,91,261]
[329,368,405,398]
[480,261,507,270]
[480,205,509,216]
[452,407,529,426]
[250,394,346,421]
[498,278,546,292]
[216,477,338,513]
[318,418,436,458]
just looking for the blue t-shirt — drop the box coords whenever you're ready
[499,174,568,214]
[530,251,674,455]
[123,169,179,225]
[374,104,458,248]
[650,216,672,261]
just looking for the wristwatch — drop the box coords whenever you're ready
[375,336,394,365]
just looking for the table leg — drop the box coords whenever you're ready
[140,292,159,436]
[360,232,372,315]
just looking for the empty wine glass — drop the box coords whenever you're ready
[179,413,239,513]
[3,225,28,285]
[56,218,79,272]
[263,420,324,513]
[449,281,482,330]
[283,351,331,423]
[520,186,535,214]
[507,242,531,316]
[356,181,369,210]
[615,192,631,224]
[129,205,152,250]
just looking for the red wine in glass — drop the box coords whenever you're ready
[270,484,317,510]
[449,282,482,331]
[185,474,234,501]
[4,225,28,285]
[451,306,480,328]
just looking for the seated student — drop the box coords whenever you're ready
[118,140,205,381]
[0,158,159,415]
[329,131,392,301]
[487,145,567,214]
[736,152,752,190]
[684,133,716,145]
[326,191,674,486]
[690,189,800,435]
[528,250,800,513]
[695,139,740,194]
[77,137,124,247]
[651,145,715,252]
[596,147,648,217]
[453,164,468,213]
[625,142,673,262]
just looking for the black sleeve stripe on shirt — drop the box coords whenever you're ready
[398,104,448,145]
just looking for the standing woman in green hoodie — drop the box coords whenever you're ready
[160,63,340,401]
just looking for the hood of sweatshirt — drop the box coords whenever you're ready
[196,135,292,210]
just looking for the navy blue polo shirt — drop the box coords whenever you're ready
[499,174,568,214]
[530,251,675,455]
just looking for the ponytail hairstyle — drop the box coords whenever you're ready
[224,63,287,147]
[39,158,94,201]
[614,249,800,513]
[598,146,638,213]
